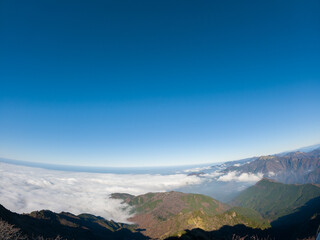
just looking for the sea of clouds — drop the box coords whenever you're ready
[0,162,203,222]
[0,161,264,223]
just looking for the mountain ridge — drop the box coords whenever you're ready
[112,191,269,239]
[225,148,320,184]
[0,203,147,240]
[231,178,320,222]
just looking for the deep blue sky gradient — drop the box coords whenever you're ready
[1,0,320,166]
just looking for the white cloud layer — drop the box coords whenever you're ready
[183,166,212,173]
[268,171,276,177]
[217,171,263,182]
[202,171,223,178]
[0,162,202,223]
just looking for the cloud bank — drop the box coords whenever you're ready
[182,166,212,173]
[217,171,263,182]
[0,162,202,223]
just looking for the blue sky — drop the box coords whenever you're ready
[1,0,319,167]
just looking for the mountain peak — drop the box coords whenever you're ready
[258,155,276,160]
[225,148,320,184]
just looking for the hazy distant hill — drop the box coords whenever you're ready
[112,191,269,239]
[277,144,320,156]
[225,148,320,184]
[232,178,320,223]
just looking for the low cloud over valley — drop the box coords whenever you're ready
[0,162,202,222]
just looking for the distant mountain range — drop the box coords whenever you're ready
[277,144,320,156]
[225,147,320,184]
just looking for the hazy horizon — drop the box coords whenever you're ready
[0,142,319,169]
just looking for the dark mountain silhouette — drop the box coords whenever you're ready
[164,213,320,240]
[271,196,320,227]
[225,148,320,184]
[0,204,148,240]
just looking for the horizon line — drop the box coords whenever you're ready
[1,142,319,171]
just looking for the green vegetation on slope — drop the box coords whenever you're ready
[232,178,320,221]
[181,193,220,215]
[226,207,270,229]
[113,191,270,239]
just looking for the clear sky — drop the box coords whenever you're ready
[0,0,319,167]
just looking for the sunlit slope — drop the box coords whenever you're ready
[112,191,269,239]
